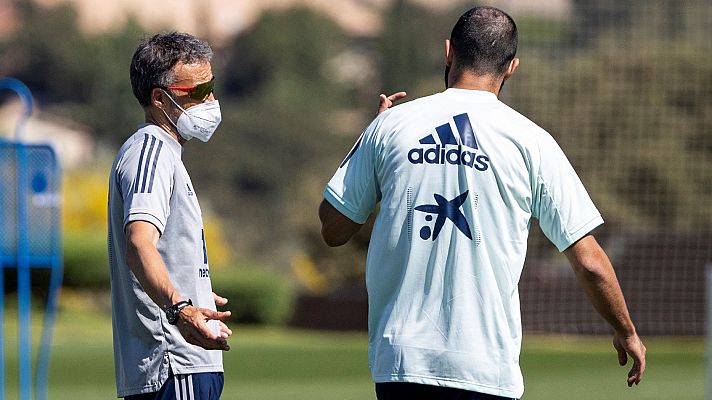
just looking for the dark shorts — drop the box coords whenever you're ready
[375,382,518,400]
[125,372,224,400]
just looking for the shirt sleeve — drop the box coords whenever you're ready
[531,132,603,252]
[323,118,382,224]
[117,134,173,234]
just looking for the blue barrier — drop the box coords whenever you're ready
[0,78,63,400]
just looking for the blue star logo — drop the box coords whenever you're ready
[415,191,473,240]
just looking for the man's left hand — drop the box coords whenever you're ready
[176,305,232,350]
[213,291,228,307]
[212,291,232,339]
[613,331,646,387]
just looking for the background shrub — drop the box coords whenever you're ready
[62,231,109,289]
[211,267,296,326]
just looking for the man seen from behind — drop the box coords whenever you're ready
[319,7,646,400]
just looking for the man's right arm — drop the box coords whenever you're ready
[125,221,179,309]
[125,221,231,350]
[564,234,646,386]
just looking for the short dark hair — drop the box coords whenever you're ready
[450,6,518,76]
[129,32,213,107]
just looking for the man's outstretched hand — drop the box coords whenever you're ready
[613,332,646,387]
[376,92,407,116]
[177,304,232,351]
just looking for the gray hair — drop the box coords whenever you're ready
[130,32,213,107]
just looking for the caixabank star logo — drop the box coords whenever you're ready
[415,191,473,241]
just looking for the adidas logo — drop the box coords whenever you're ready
[408,113,490,171]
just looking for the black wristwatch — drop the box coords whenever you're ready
[165,299,192,325]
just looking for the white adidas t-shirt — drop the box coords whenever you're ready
[324,88,603,398]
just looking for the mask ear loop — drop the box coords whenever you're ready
[161,89,188,113]
[159,89,190,140]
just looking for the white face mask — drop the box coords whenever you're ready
[162,90,222,142]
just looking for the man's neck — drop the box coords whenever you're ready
[145,108,186,145]
[448,71,504,97]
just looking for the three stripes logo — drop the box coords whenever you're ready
[408,113,490,171]
[173,374,196,400]
[133,134,164,194]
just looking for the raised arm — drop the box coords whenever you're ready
[125,220,232,350]
[320,91,400,246]
[564,235,646,386]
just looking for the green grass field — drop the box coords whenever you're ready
[2,306,705,399]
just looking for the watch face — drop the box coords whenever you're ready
[166,300,191,325]
[167,307,178,324]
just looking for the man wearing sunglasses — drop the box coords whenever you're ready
[108,32,231,400]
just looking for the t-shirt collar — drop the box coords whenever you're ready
[444,88,498,100]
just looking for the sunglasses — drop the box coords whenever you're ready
[166,77,215,101]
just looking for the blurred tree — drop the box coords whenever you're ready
[569,0,633,48]
[0,2,144,145]
[377,0,459,97]
[186,7,358,273]
[222,7,348,102]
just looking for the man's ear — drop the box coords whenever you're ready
[444,39,454,66]
[151,87,165,108]
[503,57,520,81]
